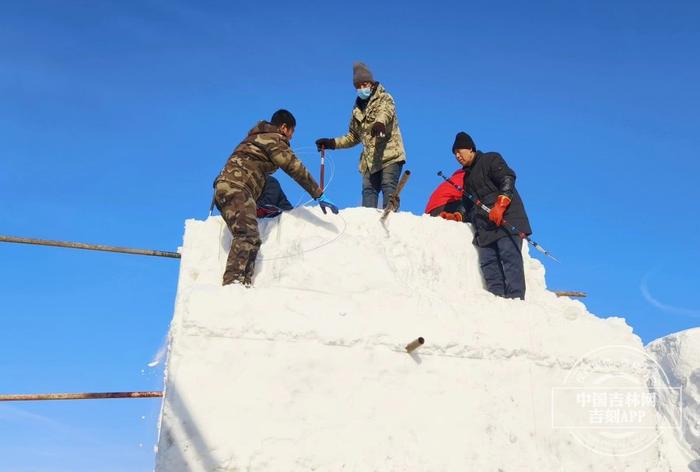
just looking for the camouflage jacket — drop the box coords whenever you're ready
[215,121,322,201]
[334,83,407,175]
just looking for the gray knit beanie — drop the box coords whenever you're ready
[353,62,374,87]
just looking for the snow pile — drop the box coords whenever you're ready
[156,207,697,471]
[647,328,700,468]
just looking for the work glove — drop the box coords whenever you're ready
[488,195,511,226]
[317,193,339,215]
[439,211,463,222]
[315,138,336,151]
[371,122,386,138]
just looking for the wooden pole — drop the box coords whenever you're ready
[405,337,425,353]
[0,235,180,259]
[0,391,163,402]
[381,170,411,221]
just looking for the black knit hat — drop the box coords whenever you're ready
[452,132,476,154]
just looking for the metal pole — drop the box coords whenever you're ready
[437,171,559,262]
[0,235,181,259]
[208,191,217,217]
[320,146,326,192]
[0,391,163,402]
[554,291,587,298]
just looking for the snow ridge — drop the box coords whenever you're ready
[156,207,698,471]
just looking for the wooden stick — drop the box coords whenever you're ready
[405,337,425,353]
[381,170,411,221]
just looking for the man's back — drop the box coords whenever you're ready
[216,121,289,200]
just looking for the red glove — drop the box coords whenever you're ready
[439,211,463,222]
[488,195,511,226]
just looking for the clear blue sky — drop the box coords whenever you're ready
[1,1,699,470]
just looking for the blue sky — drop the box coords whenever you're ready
[1,0,699,470]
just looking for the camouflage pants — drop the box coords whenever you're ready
[215,182,261,286]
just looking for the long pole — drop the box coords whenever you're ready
[0,235,181,259]
[0,391,163,402]
[437,171,559,262]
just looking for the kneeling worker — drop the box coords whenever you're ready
[256,175,293,218]
[214,109,338,286]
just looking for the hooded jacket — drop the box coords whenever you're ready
[215,121,322,200]
[425,169,466,215]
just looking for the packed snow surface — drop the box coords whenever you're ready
[156,207,699,471]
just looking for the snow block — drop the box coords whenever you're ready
[156,207,695,471]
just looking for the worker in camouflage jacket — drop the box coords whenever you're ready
[214,109,338,287]
[315,62,407,209]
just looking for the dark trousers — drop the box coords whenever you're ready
[477,235,526,299]
[257,176,293,211]
[361,162,404,209]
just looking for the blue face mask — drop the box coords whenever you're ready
[357,86,372,100]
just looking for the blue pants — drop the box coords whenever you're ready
[361,162,404,209]
[257,176,293,211]
[477,235,526,300]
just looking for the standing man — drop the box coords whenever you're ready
[451,132,532,299]
[315,62,407,209]
[214,109,338,287]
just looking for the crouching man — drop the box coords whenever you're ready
[256,175,293,218]
[451,132,532,299]
[214,109,338,286]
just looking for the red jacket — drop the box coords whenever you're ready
[424,169,465,215]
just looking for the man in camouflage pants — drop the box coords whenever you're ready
[315,62,407,209]
[214,110,338,286]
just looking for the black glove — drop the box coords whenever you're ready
[315,138,336,151]
[371,122,386,138]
